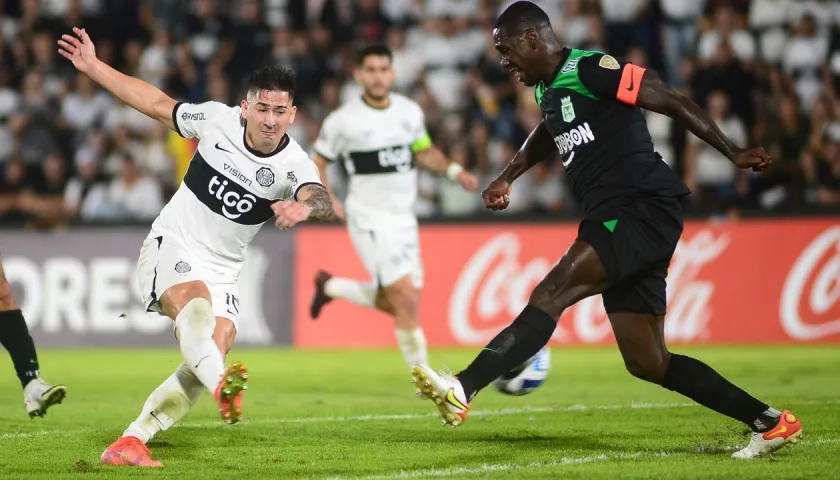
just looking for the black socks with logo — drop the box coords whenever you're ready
[0,309,40,388]
[456,305,556,401]
[662,353,779,432]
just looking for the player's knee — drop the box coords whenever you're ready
[374,289,397,315]
[529,240,607,318]
[175,298,215,340]
[528,284,559,317]
[529,273,584,318]
[623,351,670,384]
[160,281,212,319]
[383,280,419,318]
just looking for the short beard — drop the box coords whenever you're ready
[364,90,388,102]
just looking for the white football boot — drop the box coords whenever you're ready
[24,378,67,418]
[732,410,803,459]
[411,365,470,426]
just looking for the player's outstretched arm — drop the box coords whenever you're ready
[576,54,771,172]
[634,70,771,172]
[57,27,177,131]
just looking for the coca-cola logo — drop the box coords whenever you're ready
[448,229,729,345]
[449,233,553,344]
[781,226,840,340]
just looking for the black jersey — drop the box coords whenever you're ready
[536,48,690,212]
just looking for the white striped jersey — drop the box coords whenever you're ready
[147,101,322,280]
[312,94,430,228]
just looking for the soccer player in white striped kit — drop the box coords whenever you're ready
[308,44,478,371]
[59,27,332,466]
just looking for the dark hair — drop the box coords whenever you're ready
[355,44,393,66]
[248,64,297,101]
[494,1,552,34]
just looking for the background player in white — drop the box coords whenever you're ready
[58,27,332,467]
[308,44,478,371]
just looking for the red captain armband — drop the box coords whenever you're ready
[616,64,646,106]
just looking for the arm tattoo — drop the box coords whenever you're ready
[636,72,740,160]
[300,185,333,221]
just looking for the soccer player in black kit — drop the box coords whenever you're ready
[0,257,66,417]
[412,1,802,459]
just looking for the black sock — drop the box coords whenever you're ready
[662,354,780,432]
[456,305,556,401]
[0,309,40,388]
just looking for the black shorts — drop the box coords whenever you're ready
[576,196,684,315]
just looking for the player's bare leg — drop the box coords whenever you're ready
[0,257,66,418]
[102,315,243,467]
[609,312,802,459]
[380,275,427,369]
[311,272,427,370]
[372,289,398,316]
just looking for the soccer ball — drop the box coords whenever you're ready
[491,347,551,396]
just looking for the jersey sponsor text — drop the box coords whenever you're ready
[147,101,322,279]
[553,122,595,157]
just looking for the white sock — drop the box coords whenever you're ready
[394,328,428,368]
[324,277,376,307]
[175,298,224,393]
[123,362,203,443]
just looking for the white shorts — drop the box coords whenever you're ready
[136,236,241,330]
[347,219,423,289]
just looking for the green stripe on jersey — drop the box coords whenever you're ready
[536,49,601,105]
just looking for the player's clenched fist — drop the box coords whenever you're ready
[482,178,512,211]
[731,147,772,172]
[272,201,312,229]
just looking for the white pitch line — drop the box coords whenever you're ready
[0,430,54,440]
[175,399,839,428]
[333,438,840,480]
[2,402,691,439]
[1,399,837,440]
[338,453,649,480]
[175,401,698,428]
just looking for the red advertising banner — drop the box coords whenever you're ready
[293,218,840,348]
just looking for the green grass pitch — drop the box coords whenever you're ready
[1,346,838,479]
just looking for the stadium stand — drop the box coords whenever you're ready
[0,0,839,229]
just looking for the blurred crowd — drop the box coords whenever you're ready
[0,0,839,228]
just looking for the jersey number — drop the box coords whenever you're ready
[225,293,240,316]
